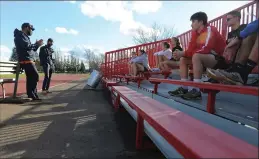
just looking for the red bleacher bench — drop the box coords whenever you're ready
[113,75,145,88]
[149,78,258,114]
[111,86,258,158]
[101,78,118,87]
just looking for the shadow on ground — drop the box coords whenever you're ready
[0,80,163,158]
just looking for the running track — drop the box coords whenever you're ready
[0,74,87,97]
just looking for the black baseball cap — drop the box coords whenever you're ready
[47,38,53,42]
[21,23,35,31]
[140,49,146,53]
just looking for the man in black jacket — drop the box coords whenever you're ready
[39,38,54,93]
[14,23,43,100]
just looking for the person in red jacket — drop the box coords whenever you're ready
[168,12,226,100]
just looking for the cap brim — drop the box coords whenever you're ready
[31,28,35,31]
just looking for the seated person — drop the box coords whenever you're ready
[206,11,256,83]
[129,49,151,76]
[160,37,183,71]
[207,19,258,85]
[128,51,137,76]
[168,12,226,100]
[154,42,172,70]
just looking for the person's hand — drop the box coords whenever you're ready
[223,46,237,62]
[172,50,184,60]
[227,37,241,48]
[36,39,44,46]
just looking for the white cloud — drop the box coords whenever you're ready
[0,45,12,62]
[55,27,79,35]
[80,1,162,36]
[60,47,71,53]
[80,1,132,23]
[119,19,154,36]
[64,1,76,4]
[58,45,105,60]
[131,1,162,14]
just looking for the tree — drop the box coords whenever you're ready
[84,49,95,68]
[132,22,176,45]
[9,47,18,62]
[84,49,104,71]
[79,61,86,73]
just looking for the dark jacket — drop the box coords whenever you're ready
[39,45,54,66]
[13,29,39,62]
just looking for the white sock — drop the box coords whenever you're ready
[181,78,188,90]
[189,79,201,91]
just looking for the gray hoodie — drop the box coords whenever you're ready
[130,53,150,69]
[13,28,39,62]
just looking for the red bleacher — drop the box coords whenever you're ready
[111,86,258,158]
[101,1,259,158]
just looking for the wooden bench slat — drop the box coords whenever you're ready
[0,78,16,83]
[113,86,258,158]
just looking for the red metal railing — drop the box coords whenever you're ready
[103,1,258,78]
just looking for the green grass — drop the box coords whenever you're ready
[0,73,44,79]
[0,73,88,79]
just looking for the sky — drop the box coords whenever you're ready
[0,1,251,62]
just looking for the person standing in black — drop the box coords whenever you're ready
[14,23,43,100]
[39,38,55,94]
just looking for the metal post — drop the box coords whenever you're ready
[13,63,20,98]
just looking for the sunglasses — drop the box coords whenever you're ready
[227,18,233,22]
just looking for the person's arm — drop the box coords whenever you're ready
[183,31,197,57]
[131,55,145,63]
[157,49,172,56]
[196,27,216,54]
[239,19,258,39]
[154,50,163,56]
[17,35,39,51]
[39,47,43,58]
[128,57,135,63]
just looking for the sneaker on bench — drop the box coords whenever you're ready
[182,88,202,100]
[151,68,160,72]
[202,78,221,94]
[168,87,188,97]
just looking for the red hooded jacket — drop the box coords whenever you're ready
[184,25,226,57]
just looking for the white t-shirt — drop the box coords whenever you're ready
[154,49,172,60]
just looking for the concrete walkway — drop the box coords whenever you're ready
[0,79,163,158]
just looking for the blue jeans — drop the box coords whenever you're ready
[42,64,53,91]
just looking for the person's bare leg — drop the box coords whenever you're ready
[158,56,163,69]
[218,35,258,85]
[247,35,258,63]
[136,63,145,72]
[163,60,179,71]
[180,57,192,79]
[235,34,257,64]
[156,56,159,68]
[181,54,217,100]
[132,63,138,76]
[192,53,217,80]
[160,61,167,71]
[158,55,168,69]
[168,57,191,96]
[128,64,132,75]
